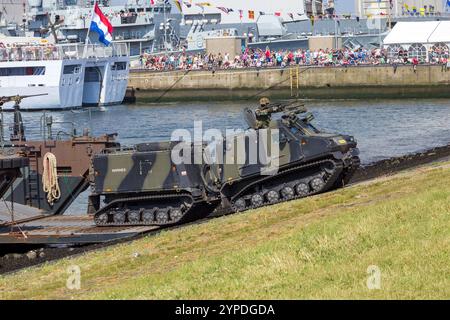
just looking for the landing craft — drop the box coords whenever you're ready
[0,94,119,225]
[0,95,170,246]
[90,100,360,227]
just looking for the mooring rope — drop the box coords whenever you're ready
[42,152,61,206]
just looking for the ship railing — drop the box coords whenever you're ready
[39,113,78,141]
[0,43,129,62]
[0,45,61,62]
[81,43,129,59]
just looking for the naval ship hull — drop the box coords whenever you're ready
[0,43,130,111]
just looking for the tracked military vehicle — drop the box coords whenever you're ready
[209,102,360,213]
[91,141,221,226]
[91,101,360,227]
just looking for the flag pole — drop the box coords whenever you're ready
[84,0,97,57]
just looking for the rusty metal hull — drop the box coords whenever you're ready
[4,135,119,215]
[0,156,28,199]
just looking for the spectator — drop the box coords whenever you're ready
[138,46,438,72]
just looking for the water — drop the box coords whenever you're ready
[4,98,450,213]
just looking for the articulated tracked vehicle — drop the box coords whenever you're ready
[91,101,360,227]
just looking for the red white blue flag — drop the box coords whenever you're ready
[90,3,113,46]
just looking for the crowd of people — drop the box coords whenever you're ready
[0,43,60,62]
[138,46,449,72]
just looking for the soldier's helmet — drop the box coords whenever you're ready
[259,97,271,107]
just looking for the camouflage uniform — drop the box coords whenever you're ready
[255,98,272,129]
[255,98,284,129]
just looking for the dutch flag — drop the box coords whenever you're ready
[90,3,113,46]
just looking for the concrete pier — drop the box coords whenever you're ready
[129,65,450,102]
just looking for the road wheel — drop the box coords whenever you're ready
[281,186,295,199]
[128,210,141,224]
[251,193,264,207]
[113,210,126,224]
[266,190,280,204]
[310,177,325,192]
[156,210,169,224]
[296,183,310,197]
[95,213,108,225]
[233,198,246,212]
[170,208,183,222]
[142,209,155,223]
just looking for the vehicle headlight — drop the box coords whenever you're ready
[332,138,347,145]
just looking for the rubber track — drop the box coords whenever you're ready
[230,159,344,212]
[94,192,195,227]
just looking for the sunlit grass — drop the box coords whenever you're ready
[0,163,449,300]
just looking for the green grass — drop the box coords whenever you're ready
[0,163,449,300]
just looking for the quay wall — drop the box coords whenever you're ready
[128,65,450,102]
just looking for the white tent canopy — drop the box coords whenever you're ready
[384,21,450,45]
[427,21,450,43]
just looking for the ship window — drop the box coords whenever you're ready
[111,62,127,71]
[63,64,82,75]
[0,66,46,76]
[121,14,137,24]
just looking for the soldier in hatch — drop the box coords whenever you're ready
[255,97,272,129]
[255,97,284,129]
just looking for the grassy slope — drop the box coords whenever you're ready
[0,163,449,300]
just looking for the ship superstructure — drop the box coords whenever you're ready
[26,0,180,55]
[181,0,450,52]
[0,0,28,37]
[10,0,450,56]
